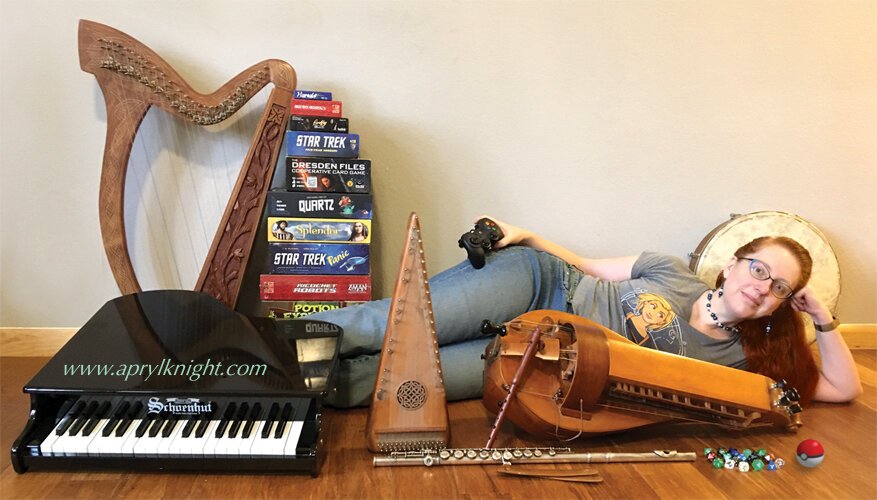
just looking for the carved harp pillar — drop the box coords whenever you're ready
[78,20,295,309]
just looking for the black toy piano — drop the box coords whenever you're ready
[11,290,342,476]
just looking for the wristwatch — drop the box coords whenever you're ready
[814,317,839,332]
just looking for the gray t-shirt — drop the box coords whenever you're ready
[569,252,747,369]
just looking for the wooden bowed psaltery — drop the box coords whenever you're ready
[78,20,295,308]
[482,310,804,441]
[366,213,450,452]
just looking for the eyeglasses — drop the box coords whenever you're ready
[738,257,795,299]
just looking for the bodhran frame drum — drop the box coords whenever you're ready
[689,211,841,343]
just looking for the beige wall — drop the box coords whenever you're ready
[1,0,875,327]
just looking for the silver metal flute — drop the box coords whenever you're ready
[373,447,696,467]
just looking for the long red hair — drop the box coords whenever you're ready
[716,236,819,405]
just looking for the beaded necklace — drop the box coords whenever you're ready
[705,288,741,335]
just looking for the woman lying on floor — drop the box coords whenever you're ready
[309,217,862,408]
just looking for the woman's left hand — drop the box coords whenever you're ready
[791,286,834,325]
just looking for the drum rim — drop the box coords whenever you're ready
[688,210,841,313]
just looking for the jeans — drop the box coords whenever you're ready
[309,246,582,407]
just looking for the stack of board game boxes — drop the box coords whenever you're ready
[258,89,373,319]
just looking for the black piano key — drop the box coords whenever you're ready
[148,413,168,438]
[261,403,280,439]
[55,400,86,435]
[115,420,133,438]
[135,413,157,438]
[115,401,144,437]
[161,416,180,438]
[181,416,198,438]
[228,403,249,439]
[68,401,99,436]
[214,402,237,438]
[193,415,210,439]
[193,405,217,439]
[82,401,112,437]
[241,403,262,439]
[274,403,293,439]
[102,401,131,437]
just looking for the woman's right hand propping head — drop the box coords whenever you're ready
[475,215,531,249]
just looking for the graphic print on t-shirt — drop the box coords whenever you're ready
[620,289,684,355]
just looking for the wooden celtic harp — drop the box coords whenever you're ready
[366,213,450,452]
[78,20,295,308]
[483,310,804,441]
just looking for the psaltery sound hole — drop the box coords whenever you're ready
[396,380,427,410]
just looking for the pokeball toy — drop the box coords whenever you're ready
[796,439,824,468]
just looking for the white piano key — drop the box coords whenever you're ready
[282,421,305,457]
[202,419,224,458]
[239,426,260,457]
[54,424,101,456]
[259,404,296,457]
[248,420,277,457]
[52,399,100,456]
[282,399,310,456]
[84,417,115,456]
[39,422,66,456]
[40,399,87,456]
[166,417,196,456]
[237,405,264,457]
[195,419,221,457]
[96,417,139,456]
[157,418,184,455]
[132,417,164,456]
[120,419,143,456]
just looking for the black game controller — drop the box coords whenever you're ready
[458,218,504,269]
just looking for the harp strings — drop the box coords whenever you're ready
[125,89,273,290]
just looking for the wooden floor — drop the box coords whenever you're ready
[2,353,875,499]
